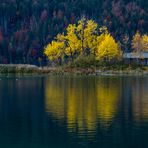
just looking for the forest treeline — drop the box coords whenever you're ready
[0,0,147,65]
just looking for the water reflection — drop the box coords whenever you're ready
[0,76,148,148]
[131,78,148,122]
[45,77,122,137]
[0,77,46,147]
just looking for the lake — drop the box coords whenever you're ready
[0,75,148,148]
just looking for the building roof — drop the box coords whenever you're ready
[123,52,148,59]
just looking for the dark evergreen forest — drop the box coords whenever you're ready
[0,0,147,64]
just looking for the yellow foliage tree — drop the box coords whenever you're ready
[132,32,148,60]
[132,31,142,53]
[65,24,81,58]
[44,18,121,64]
[45,18,99,61]
[96,26,109,53]
[96,34,120,61]
[76,18,98,55]
[142,35,148,52]
[44,40,65,61]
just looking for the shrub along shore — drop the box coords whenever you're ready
[0,64,148,76]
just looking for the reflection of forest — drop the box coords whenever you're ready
[0,76,147,147]
[118,78,148,124]
[0,78,45,144]
[131,78,148,122]
[45,77,122,135]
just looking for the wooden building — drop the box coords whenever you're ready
[123,52,148,66]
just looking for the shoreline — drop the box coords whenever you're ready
[0,64,148,76]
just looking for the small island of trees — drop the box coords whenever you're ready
[44,18,148,67]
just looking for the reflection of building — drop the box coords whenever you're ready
[117,77,148,126]
[131,78,148,121]
[45,77,121,136]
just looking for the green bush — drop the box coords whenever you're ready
[69,55,97,68]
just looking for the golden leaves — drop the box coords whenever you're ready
[96,34,120,60]
[132,31,148,52]
[44,18,121,62]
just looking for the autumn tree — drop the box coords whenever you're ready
[45,18,121,65]
[96,34,120,61]
[64,24,80,60]
[132,32,148,61]
[0,0,147,64]
[142,35,148,52]
[45,18,99,62]
[76,18,98,55]
[44,34,65,62]
[132,31,143,53]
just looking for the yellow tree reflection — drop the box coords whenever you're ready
[96,79,120,126]
[45,77,121,137]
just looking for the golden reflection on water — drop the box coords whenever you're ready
[45,77,121,136]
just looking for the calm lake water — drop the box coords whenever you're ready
[0,75,148,148]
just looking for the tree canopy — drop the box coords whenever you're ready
[44,18,121,64]
[0,0,147,64]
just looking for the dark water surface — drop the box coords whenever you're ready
[0,76,148,148]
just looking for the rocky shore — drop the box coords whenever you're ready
[0,64,148,76]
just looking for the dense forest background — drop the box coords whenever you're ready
[0,0,147,65]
